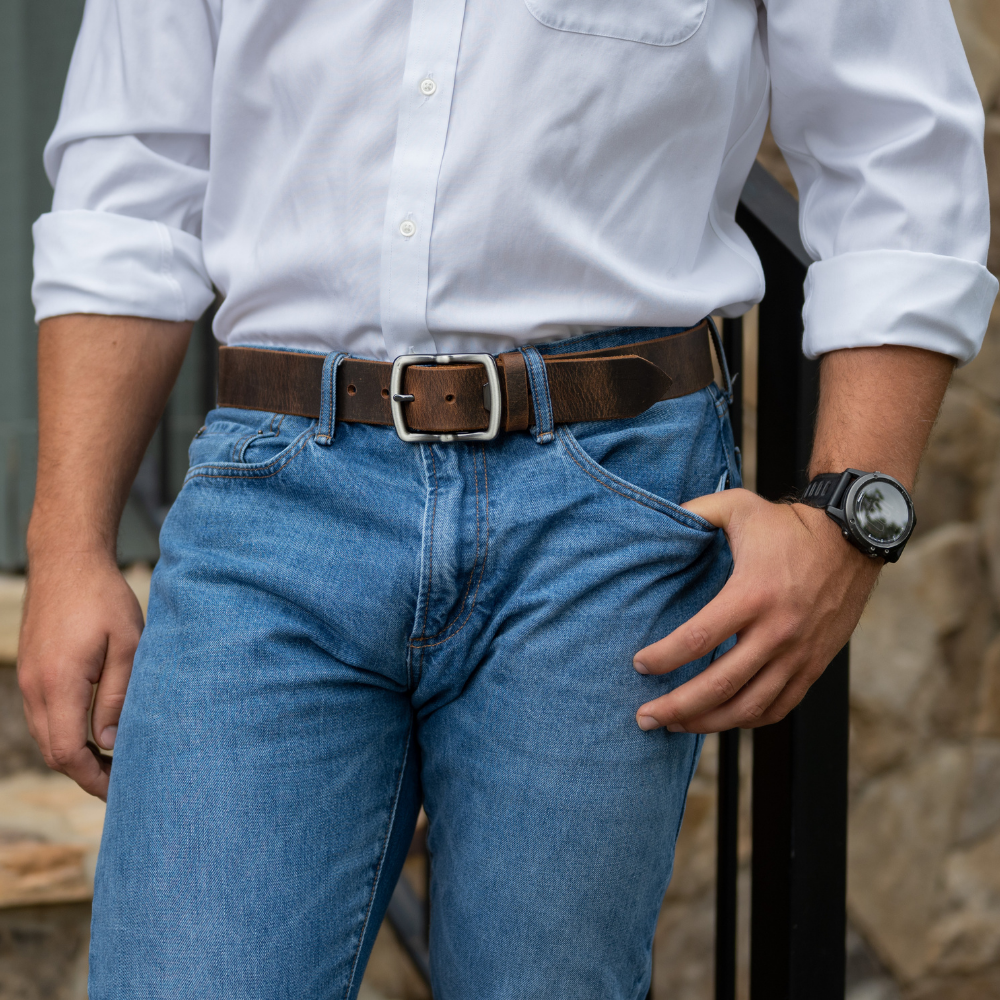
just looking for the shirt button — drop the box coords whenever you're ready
[399,219,416,238]
[419,78,437,96]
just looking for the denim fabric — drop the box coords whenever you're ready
[91,326,740,1000]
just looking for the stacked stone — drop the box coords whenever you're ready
[845,3,1000,996]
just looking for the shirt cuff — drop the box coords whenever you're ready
[32,209,215,324]
[802,250,998,366]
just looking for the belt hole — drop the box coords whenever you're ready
[445,394,455,404]
[381,388,389,398]
[347,384,357,395]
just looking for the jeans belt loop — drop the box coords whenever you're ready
[706,316,734,405]
[316,351,348,445]
[519,346,555,445]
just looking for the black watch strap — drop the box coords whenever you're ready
[800,472,851,509]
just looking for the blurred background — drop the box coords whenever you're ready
[5,1,1000,998]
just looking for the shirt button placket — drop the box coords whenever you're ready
[379,0,469,360]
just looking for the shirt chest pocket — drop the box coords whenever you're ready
[524,0,708,46]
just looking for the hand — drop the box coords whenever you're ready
[633,488,880,733]
[17,550,144,799]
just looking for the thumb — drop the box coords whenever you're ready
[91,631,139,751]
[681,489,744,529]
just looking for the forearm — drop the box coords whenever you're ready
[28,314,192,562]
[634,342,956,733]
[808,345,955,492]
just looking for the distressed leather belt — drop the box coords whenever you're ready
[217,320,717,442]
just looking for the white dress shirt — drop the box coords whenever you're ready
[32,0,998,364]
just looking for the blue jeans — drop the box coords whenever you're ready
[91,327,739,999]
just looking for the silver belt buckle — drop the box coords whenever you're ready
[390,353,502,443]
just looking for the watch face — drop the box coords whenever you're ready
[853,479,911,546]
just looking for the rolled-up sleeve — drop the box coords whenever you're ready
[762,0,998,364]
[32,0,220,324]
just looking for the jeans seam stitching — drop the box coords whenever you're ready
[423,446,483,641]
[414,448,439,685]
[184,430,315,482]
[556,427,714,532]
[409,446,489,650]
[342,726,414,999]
[709,386,740,486]
[326,355,337,440]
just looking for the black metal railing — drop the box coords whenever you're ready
[732,162,849,1000]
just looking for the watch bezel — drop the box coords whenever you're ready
[834,472,915,561]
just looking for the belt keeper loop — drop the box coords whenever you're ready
[316,351,347,445]
[519,346,555,445]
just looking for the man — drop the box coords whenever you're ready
[18,0,995,995]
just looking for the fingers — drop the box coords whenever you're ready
[680,660,822,733]
[91,630,138,752]
[633,578,757,676]
[17,561,143,801]
[637,654,823,734]
[636,627,773,726]
[633,490,874,735]
[42,665,113,799]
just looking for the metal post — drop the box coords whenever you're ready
[722,316,743,450]
[713,316,744,1000]
[714,727,741,1000]
[736,163,849,1000]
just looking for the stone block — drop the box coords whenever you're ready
[0,665,46,777]
[652,892,716,1000]
[360,919,430,1000]
[956,739,1000,844]
[851,546,943,721]
[913,390,1000,536]
[980,465,1000,617]
[663,742,717,901]
[943,825,1000,915]
[851,522,993,779]
[848,745,967,982]
[904,967,1000,1000]
[0,772,105,909]
[976,635,1000,737]
[927,910,1000,974]
[850,706,926,786]
[912,523,986,636]
[0,903,90,1000]
[951,0,1000,107]
[935,597,999,739]
[924,828,1000,977]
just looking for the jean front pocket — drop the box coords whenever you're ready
[185,408,317,482]
[524,0,708,47]
[556,390,729,533]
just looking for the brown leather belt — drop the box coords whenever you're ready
[217,320,717,441]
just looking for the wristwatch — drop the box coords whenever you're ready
[799,469,915,563]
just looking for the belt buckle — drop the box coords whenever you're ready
[390,353,502,443]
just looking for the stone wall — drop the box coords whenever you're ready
[847,2,1000,995]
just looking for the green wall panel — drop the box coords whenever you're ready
[0,0,215,569]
